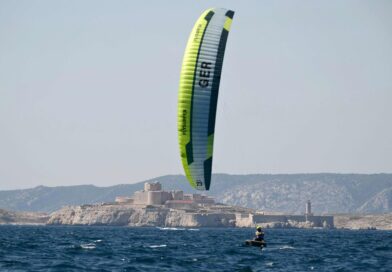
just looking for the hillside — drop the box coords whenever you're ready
[1,174,392,214]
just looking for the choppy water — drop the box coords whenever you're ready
[0,226,391,271]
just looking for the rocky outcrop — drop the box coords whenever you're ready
[0,208,48,225]
[47,204,238,227]
[334,214,392,230]
[48,204,135,226]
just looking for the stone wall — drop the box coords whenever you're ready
[252,214,334,228]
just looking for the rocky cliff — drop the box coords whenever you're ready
[47,203,336,229]
[0,209,48,225]
[47,204,238,227]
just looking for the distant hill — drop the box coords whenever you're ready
[1,174,392,214]
[358,187,392,213]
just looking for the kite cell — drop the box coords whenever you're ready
[178,8,234,190]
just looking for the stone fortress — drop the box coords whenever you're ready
[47,181,334,228]
[98,181,333,228]
[115,181,214,208]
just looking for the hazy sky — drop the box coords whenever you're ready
[1,1,391,190]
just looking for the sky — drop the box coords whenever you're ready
[1,1,391,190]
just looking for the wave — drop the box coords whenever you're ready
[279,245,295,250]
[157,227,185,231]
[148,244,167,248]
[157,227,199,231]
[80,243,96,250]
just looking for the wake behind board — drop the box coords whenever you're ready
[245,240,266,248]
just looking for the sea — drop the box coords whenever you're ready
[0,226,391,272]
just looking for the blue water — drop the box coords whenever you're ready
[0,226,391,271]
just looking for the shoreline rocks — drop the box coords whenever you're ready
[46,203,331,229]
[334,214,392,230]
[0,208,49,225]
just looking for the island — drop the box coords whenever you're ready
[47,182,334,228]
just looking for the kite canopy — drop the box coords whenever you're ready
[177,8,234,190]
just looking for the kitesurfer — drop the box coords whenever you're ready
[254,226,264,241]
[244,225,267,248]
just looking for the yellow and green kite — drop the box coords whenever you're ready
[177,8,234,190]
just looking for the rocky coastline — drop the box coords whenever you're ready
[47,203,245,227]
[2,205,392,230]
[0,208,48,225]
[334,214,392,230]
[46,202,334,229]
